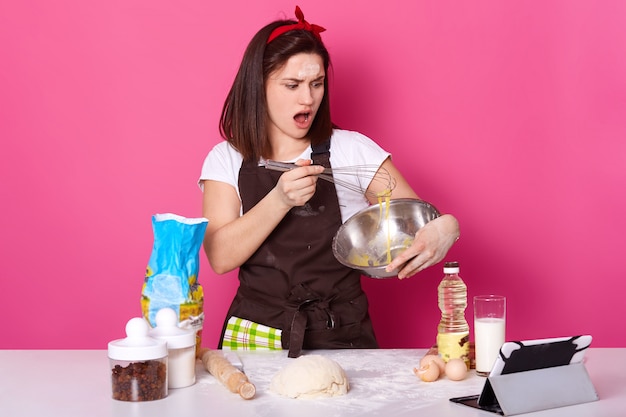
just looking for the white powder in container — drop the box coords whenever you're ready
[149,308,197,388]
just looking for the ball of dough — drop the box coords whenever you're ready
[269,355,349,399]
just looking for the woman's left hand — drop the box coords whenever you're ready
[385,214,460,279]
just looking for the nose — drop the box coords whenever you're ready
[299,85,314,105]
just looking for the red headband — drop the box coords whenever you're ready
[266,6,326,44]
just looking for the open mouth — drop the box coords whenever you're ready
[294,112,310,125]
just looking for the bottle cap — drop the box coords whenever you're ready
[443,261,460,274]
[108,317,167,361]
[148,308,196,349]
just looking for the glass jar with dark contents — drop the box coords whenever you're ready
[108,317,168,401]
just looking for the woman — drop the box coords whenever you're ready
[199,6,459,357]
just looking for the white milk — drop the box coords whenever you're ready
[474,317,506,375]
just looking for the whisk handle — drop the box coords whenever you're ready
[262,160,298,172]
[262,160,332,175]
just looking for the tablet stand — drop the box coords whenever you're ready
[478,362,598,415]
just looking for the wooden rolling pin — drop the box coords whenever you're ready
[197,348,256,399]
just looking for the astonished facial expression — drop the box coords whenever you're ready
[265,53,325,141]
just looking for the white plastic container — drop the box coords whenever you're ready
[149,308,197,388]
[108,317,168,401]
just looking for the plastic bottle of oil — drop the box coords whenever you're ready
[436,261,470,367]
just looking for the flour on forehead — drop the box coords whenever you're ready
[298,63,320,78]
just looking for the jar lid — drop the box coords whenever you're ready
[148,308,196,349]
[108,317,167,361]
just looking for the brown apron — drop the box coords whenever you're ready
[218,140,378,357]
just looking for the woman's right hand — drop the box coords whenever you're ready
[273,160,325,209]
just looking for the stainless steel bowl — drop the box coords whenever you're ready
[332,199,440,278]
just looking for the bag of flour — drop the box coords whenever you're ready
[141,213,208,350]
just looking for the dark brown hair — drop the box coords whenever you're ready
[219,20,333,162]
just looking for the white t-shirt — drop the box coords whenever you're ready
[198,129,391,222]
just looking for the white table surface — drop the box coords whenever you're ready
[0,348,624,417]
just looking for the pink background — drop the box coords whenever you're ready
[1,1,625,349]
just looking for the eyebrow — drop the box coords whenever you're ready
[281,75,326,82]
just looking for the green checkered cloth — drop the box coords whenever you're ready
[222,316,283,350]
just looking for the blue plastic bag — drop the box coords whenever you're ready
[141,213,208,348]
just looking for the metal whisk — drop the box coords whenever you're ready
[260,160,396,198]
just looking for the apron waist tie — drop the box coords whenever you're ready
[235,282,360,358]
[287,297,337,358]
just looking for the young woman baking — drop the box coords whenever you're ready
[199,6,460,357]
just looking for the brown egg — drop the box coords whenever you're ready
[444,358,468,381]
[413,361,441,382]
[419,354,446,374]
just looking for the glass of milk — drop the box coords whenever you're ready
[473,295,506,376]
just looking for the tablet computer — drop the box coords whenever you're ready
[450,335,593,415]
